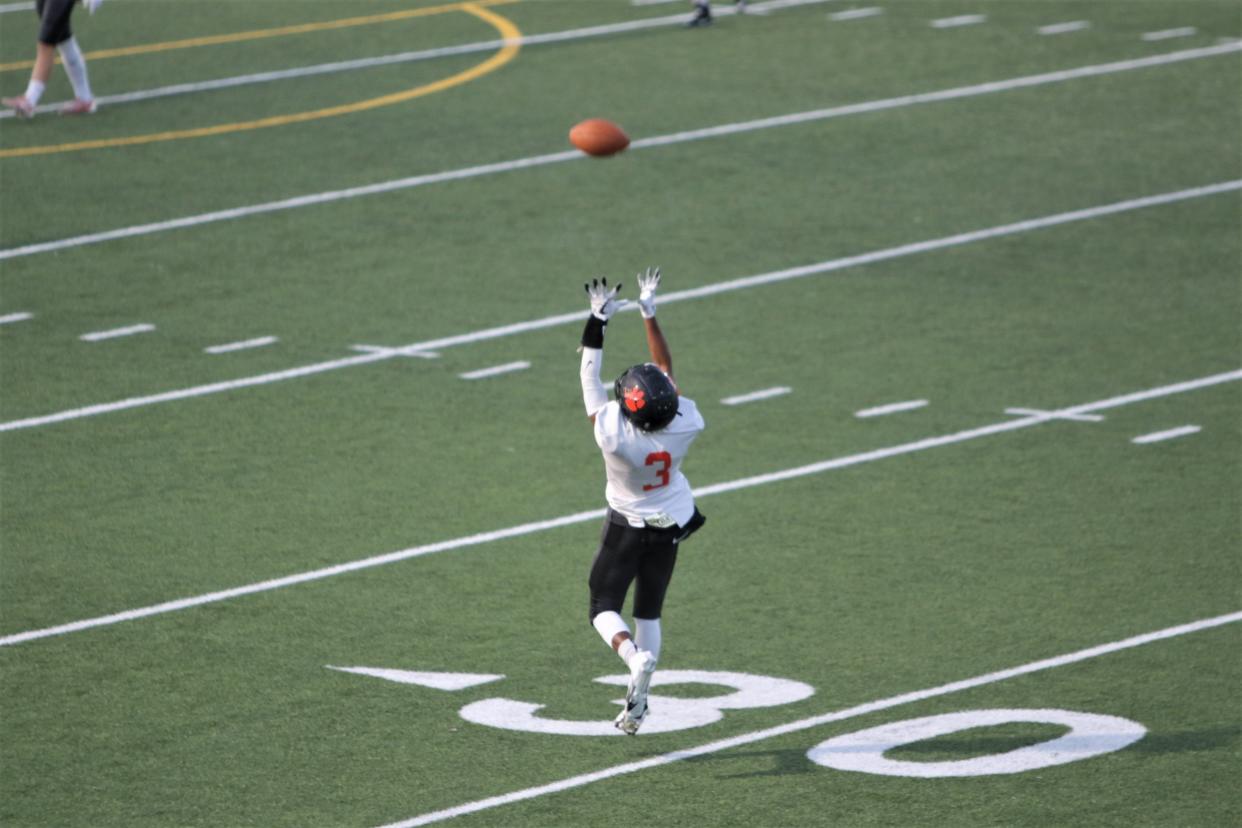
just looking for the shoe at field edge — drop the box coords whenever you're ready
[685,6,712,27]
[2,95,35,119]
[61,98,97,115]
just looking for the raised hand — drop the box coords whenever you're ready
[585,277,628,321]
[636,267,661,319]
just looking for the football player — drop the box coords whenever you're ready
[686,0,747,28]
[2,0,103,119]
[687,0,713,27]
[579,267,707,735]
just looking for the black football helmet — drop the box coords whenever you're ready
[615,363,679,431]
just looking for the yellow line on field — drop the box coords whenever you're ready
[0,0,516,71]
[0,4,521,159]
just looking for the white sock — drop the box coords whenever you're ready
[634,617,662,660]
[58,37,93,101]
[23,78,45,106]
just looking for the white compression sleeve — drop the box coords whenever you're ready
[580,347,608,417]
[634,617,662,659]
[592,610,628,642]
[57,37,93,101]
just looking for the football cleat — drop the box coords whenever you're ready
[614,704,647,736]
[61,98,97,115]
[2,96,35,119]
[615,650,657,735]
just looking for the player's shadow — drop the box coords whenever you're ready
[1127,725,1241,755]
[697,748,819,779]
[698,726,1240,779]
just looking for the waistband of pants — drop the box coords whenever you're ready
[606,508,680,532]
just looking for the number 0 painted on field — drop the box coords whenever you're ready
[806,708,1146,777]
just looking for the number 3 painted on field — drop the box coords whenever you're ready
[644,451,671,491]
[459,670,815,736]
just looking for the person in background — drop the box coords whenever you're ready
[3,0,103,118]
[687,0,748,28]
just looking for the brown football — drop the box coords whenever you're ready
[569,118,630,157]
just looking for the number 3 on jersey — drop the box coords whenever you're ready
[644,451,672,491]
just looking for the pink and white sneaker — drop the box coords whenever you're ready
[61,98,97,115]
[2,95,35,119]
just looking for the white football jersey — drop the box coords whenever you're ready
[594,396,705,527]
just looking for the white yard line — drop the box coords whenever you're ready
[380,608,1242,828]
[0,349,396,434]
[692,370,1240,499]
[2,39,1239,264]
[79,323,156,342]
[458,360,530,380]
[720,387,792,405]
[1143,27,1198,42]
[624,42,1241,149]
[1,179,1238,435]
[14,42,527,117]
[204,336,279,355]
[1038,20,1090,36]
[351,345,441,359]
[830,7,883,21]
[1132,425,1201,444]
[855,399,927,418]
[931,14,986,29]
[0,311,33,325]
[1004,407,1104,423]
[2,367,1237,649]
[0,1,33,12]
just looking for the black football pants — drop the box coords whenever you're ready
[588,510,680,622]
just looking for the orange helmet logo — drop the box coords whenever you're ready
[623,386,646,412]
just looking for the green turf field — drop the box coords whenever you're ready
[1,0,1240,825]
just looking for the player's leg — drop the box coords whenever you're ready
[587,512,644,665]
[632,539,677,656]
[632,537,679,631]
[43,0,95,112]
[631,509,700,657]
[588,514,664,733]
[686,0,712,28]
[58,37,96,113]
[634,617,662,660]
[613,535,678,734]
[37,0,76,48]
[2,43,53,117]
[4,0,72,116]
[632,536,679,660]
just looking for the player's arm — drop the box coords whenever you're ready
[636,267,678,389]
[644,316,673,383]
[580,278,627,424]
